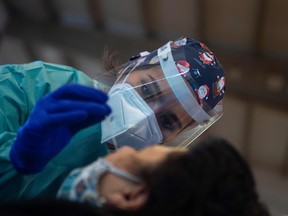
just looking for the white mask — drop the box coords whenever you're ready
[101,83,163,149]
[57,158,142,207]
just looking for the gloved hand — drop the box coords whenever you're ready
[10,84,111,175]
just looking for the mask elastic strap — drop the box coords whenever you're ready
[121,60,141,84]
[114,64,131,85]
[157,42,211,124]
[96,159,143,184]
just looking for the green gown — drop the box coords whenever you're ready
[0,61,109,200]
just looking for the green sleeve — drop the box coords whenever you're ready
[0,61,106,200]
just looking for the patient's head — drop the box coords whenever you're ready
[74,137,270,216]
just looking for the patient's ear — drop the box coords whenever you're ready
[106,184,148,211]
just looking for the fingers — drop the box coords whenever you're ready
[51,84,109,103]
[43,102,111,126]
[47,111,89,126]
[45,108,109,130]
[33,84,112,130]
[46,99,111,116]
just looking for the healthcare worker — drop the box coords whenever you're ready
[0,37,225,200]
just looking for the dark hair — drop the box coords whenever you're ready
[115,137,270,216]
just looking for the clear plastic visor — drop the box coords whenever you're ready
[95,43,223,149]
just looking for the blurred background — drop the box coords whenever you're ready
[0,0,287,215]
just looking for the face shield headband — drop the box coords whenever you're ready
[157,42,213,124]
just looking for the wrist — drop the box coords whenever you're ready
[9,140,47,175]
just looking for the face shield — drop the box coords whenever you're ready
[97,37,225,149]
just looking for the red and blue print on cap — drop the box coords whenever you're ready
[172,37,225,109]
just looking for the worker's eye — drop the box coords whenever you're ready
[140,84,154,100]
[158,114,176,132]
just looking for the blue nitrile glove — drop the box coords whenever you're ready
[10,84,111,175]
